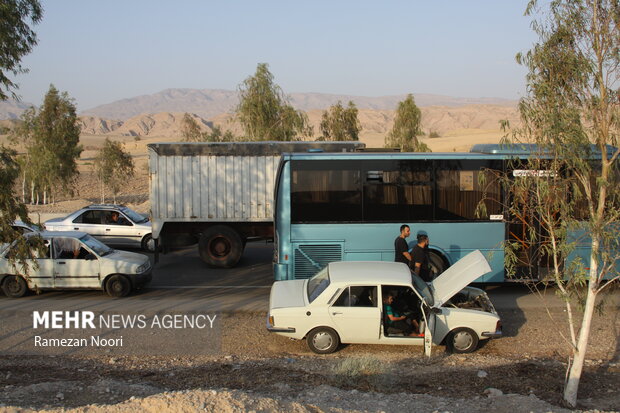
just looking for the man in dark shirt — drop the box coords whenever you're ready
[394,224,411,266]
[412,234,432,281]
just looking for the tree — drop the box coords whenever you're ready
[180,113,234,142]
[235,63,312,141]
[319,101,361,141]
[0,0,43,100]
[384,94,430,152]
[11,85,82,204]
[93,138,134,204]
[502,0,619,407]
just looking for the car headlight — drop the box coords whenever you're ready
[136,262,150,273]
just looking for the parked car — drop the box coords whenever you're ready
[0,231,152,298]
[44,204,154,252]
[267,250,502,355]
[1,221,42,254]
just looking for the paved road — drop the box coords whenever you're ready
[0,242,617,313]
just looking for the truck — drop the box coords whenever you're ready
[147,141,365,267]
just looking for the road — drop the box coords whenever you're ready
[0,242,617,313]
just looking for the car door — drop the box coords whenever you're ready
[7,239,54,289]
[72,210,106,240]
[328,285,381,344]
[101,211,137,247]
[52,237,101,288]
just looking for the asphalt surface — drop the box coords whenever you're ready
[0,241,617,313]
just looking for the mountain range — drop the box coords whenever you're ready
[1,88,517,121]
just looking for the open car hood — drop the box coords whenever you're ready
[430,250,491,307]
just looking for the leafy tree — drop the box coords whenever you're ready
[319,101,361,141]
[0,0,43,100]
[180,113,235,142]
[235,63,312,141]
[384,94,429,152]
[500,0,619,407]
[93,138,135,204]
[11,85,82,204]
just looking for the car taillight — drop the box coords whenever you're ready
[269,315,274,326]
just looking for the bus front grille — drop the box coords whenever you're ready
[294,244,342,279]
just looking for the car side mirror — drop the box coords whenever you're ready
[431,307,443,314]
[85,253,96,261]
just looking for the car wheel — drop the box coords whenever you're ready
[447,327,479,353]
[141,234,156,252]
[106,275,132,297]
[306,327,340,354]
[2,275,28,298]
[198,225,243,268]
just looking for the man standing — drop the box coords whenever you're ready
[394,224,412,266]
[412,234,431,281]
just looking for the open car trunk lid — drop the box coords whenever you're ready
[269,280,307,309]
[430,250,492,307]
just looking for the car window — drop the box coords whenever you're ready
[333,286,377,307]
[121,207,147,224]
[79,234,112,256]
[74,210,105,225]
[52,237,90,259]
[307,267,330,303]
[6,237,49,259]
[104,211,132,226]
[11,225,33,234]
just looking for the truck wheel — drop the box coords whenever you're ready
[199,225,243,268]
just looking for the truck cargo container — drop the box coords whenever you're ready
[148,141,364,267]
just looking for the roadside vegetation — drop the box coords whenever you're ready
[497,0,619,407]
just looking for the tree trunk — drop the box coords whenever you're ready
[563,244,599,407]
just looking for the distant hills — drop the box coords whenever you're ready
[79,88,517,121]
[1,88,520,140]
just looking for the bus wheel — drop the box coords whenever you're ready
[199,225,243,268]
[428,251,447,280]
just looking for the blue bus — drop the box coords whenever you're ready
[272,144,602,282]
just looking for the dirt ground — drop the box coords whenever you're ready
[0,307,618,412]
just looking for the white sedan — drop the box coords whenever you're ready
[267,250,502,355]
[0,231,152,298]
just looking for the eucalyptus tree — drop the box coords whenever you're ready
[93,138,135,204]
[384,94,429,152]
[0,0,42,100]
[320,101,361,141]
[12,85,82,204]
[500,0,619,406]
[235,63,312,141]
[180,113,235,142]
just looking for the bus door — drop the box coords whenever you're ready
[508,169,558,281]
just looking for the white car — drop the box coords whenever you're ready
[1,221,42,254]
[44,204,154,251]
[0,231,152,298]
[267,250,502,355]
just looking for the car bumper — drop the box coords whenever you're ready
[266,317,296,333]
[132,270,152,289]
[481,329,502,339]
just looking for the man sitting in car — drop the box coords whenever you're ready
[54,237,84,259]
[106,211,128,226]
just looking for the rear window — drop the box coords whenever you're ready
[307,267,330,303]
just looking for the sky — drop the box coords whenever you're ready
[14,1,539,112]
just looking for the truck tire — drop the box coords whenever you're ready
[199,225,244,268]
[428,251,447,280]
